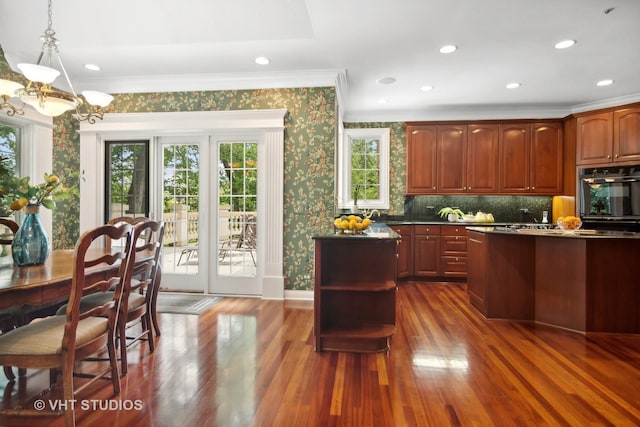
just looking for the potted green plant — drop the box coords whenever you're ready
[438,207,464,222]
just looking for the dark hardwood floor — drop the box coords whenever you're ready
[1,282,640,426]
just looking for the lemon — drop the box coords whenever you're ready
[362,218,371,229]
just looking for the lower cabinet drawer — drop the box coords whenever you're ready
[441,256,467,276]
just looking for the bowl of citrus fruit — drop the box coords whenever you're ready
[557,215,582,233]
[334,214,372,234]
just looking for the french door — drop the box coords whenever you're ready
[212,137,261,295]
[156,134,262,295]
[157,136,209,292]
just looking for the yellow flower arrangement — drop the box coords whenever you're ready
[0,173,63,211]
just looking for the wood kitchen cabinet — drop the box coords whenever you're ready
[412,225,440,277]
[440,225,467,277]
[313,232,399,352]
[388,224,412,278]
[436,124,499,193]
[437,125,467,192]
[406,126,437,194]
[576,112,613,165]
[614,107,640,163]
[577,107,640,165]
[467,124,499,193]
[499,122,563,194]
[406,120,557,195]
[411,224,469,278]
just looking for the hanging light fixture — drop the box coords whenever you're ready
[0,0,113,122]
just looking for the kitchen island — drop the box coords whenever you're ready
[467,226,640,334]
[312,223,400,352]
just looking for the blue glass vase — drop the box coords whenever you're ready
[12,206,50,267]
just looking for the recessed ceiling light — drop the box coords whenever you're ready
[506,82,521,89]
[439,45,457,54]
[254,56,270,65]
[596,79,614,86]
[377,99,389,104]
[83,64,101,71]
[376,77,396,85]
[420,85,434,92]
[555,40,576,49]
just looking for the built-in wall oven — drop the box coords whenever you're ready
[579,165,640,232]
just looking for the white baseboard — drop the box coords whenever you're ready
[283,290,314,301]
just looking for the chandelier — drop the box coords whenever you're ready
[0,0,113,123]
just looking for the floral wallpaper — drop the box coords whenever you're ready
[70,88,337,291]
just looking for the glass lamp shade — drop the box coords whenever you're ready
[81,90,114,107]
[21,94,79,116]
[0,79,25,97]
[17,63,60,84]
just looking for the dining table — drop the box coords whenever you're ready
[0,248,159,324]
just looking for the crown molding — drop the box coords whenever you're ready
[569,92,640,114]
[74,69,345,94]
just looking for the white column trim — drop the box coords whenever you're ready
[262,128,284,299]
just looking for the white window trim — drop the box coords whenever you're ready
[337,127,390,210]
[1,111,54,236]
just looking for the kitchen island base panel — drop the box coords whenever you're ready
[468,227,640,334]
[467,231,535,320]
[535,238,587,332]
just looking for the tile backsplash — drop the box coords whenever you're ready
[404,195,553,223]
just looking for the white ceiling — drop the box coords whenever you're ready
[1,0,639,122]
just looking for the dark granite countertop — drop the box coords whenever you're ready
[313,222,400,240]
[385,220,506,226]
[466,226,640,239]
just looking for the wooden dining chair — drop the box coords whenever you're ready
[107,216,164,337]
[0,218,21,380]
[114,220,164,374]
[105,216,150,251]
[0,222,134,427]
[58,220,164,375]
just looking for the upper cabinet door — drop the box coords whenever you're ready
[576,112,613,165]
[406,126,437,194]
[614,107,640,163]
[530,123,563,194]
[437,125,467,193]
[467,124,498,193]
[499,124,530,193]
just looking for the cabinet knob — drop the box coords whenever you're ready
[607,155,611,159]
[615,154,619,158]
[455,236,459,240]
